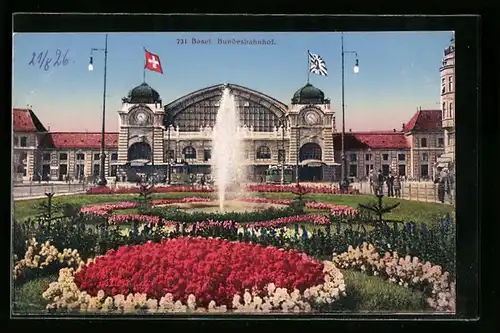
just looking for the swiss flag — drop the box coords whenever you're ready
[144,49,163,74]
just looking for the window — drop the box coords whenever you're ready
[422,153,429,161]
[421,138,427,147]
[93,164,100,176]
[382,164,390,176]
[398,164,406,176]
[110,165,118,177]
[43,153,51,161]
[420,164,429,177]
[442,102,446,119]
[165,150,175,161]
[382,153,389,161]
[398,153,406,161]
[183,146,197,159]
[76,153,85,160]
[14,137,19,146]
[349,164,358,177]
[448,77,453,92]
[441,77,445,93]
[203,149,211,162]
[449,103,454,118]
[111,153,118,160]
[365,154,372,161]
[278,149,285,163]
[59,153,68,160]
[349,153,357,162]
[365,164,373,176]
[438,138,444,148]
[256,146,271,159]
[20,136,28,147]
[94,153,100,160]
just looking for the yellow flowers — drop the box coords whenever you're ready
[332,242,456,312]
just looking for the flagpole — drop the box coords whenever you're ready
[143,47,147,82]
[307,50,310,84]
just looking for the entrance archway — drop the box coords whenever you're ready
[299,143,323,181]
[128,142,152,162]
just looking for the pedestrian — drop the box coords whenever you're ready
[393,174,401,198]
[375,170,384,195]
[434,168,446,203]
[200,174,206,188]
[369,169,375,194]
[386,172,395,197]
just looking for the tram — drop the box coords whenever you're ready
[264,165,293,184]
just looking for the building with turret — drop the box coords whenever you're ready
[12,82,445,183]
[437,32,455,171]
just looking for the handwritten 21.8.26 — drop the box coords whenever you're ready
[28,49,70,71]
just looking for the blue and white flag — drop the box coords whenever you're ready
[308,51,328,76]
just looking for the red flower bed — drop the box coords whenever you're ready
[86,186,214,195]
[85,184,360,195]
[247,184,360,195]
[245,214,329,228]
[73,237,326,308]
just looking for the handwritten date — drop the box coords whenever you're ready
[29,49,70,70]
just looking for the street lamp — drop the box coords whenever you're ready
[340,32,359,192]
[278,116,286,185]
[88,33,109,186]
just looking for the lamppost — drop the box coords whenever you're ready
[295,126,300,186]
[88,33,109,186]
[340,32,359,192]
[164,108,174,185]
[279,116,286,185]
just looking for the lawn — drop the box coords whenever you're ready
[14,191,454,226]
[11,270,428,314]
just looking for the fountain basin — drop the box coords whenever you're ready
[162,200,287,213]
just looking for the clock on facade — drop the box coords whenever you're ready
[135,111,148,125]
[304,110,320,125]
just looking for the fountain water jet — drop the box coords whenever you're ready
[211,87,246,211]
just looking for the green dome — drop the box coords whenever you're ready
[124,82,161,104]
[291,83,325,104]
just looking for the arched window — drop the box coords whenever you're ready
[128,142,152,161]
[183,146,197,159]
[442,102,447,119]
[299,143,322,161]
[449,102,454,118]
[256,146,271,159]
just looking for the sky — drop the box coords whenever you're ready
[12,31,453,132]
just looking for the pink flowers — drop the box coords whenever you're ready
[80,197,212,216]
[246,214,330,228]
[246,184,360,195]
[239,198,358,216]
[86,186,214,195]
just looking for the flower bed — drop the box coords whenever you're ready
[42,238,346,313]
[246,184,360,195]
[238,198,359,216]
[86,186,214,195]
[85,184,360,195]
[80,197,212,216]
[332,242,456,312]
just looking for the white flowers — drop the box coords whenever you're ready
[13,238,83,280]
[332,242,456,312]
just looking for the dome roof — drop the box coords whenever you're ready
[123,82,161,104]
[291,83,326,104]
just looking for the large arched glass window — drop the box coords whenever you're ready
[299,143,322,161]
[256,146,271,159]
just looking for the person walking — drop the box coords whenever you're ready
[393,174,401,198]
[369,169,375,194]
[386,172,395,197]
[376,169,384,196]
[434,168,447,203]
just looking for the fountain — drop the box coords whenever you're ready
[211,86,247,211]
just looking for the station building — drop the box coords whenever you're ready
[13,81,444,183]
